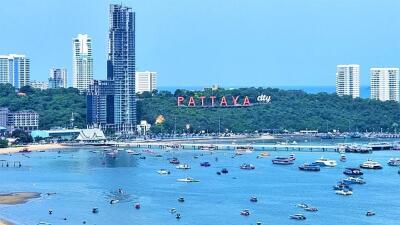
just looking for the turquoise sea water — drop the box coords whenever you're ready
[0,146,399,225]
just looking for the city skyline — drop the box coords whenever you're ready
[1,0,400,87]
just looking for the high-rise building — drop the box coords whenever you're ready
[370,68,400,102]
[107,4,136,132]
[336,64,360,98]
[135,71,157,93]
[0,108,9,129]
[8,110,39,131]
[87,80,114,129]
[30,80,48,90]
[0,54,30,88]
[72,34,93,92]
[49,68,67,88]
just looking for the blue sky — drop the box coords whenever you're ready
[1,0,400,87]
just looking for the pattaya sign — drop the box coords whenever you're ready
[177,95,271,107]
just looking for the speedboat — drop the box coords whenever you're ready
[289,154,296,161]
[240,163,255,170]
[200,162,211,167]
[343,177,365,184]
[257,152,270,158]
[297,203,309,208]
[250,196,258,202]
[177,177,200,183]
[335,190,353,196]
[315,157,337,167]
[340,154,347,162]
[387,158,400,166]
[272,157,294,165]
[240,209,250,216]
[176,164,190,169]
[169,158,180,164]
[360,159,383,169]
[289,214,306,220]
[343,168,364,176]
[366,211,376,216]
[177,197,185,202]
[298,163,320,172]
[157,169,170,175]
[170,208,177,214]
[304,207,318,212]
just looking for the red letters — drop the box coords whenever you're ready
[243,96,251,106]
[232,96,239,105]
[177,96,184,106]
[188,97,196,107]
[210,96,216,107]
[220,96,227,106]
[199,96,206,106]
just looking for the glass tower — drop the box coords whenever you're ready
[107,4,136,132]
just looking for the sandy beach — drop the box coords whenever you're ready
[0,192,41,205]
[0,143,67,154]
[0,219,14,225]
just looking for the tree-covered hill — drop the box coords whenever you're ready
[137,87,400,133]
[0,84,86,129]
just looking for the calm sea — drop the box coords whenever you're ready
[0,142,399,225]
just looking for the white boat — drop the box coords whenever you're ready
[235,145,254,155]
[388,158,400,166]
[157,169,170,175]
[360,159,383,169]
[177,177,200,183]
[315,157,337,167]
[126,150,141,155]
[176,164,191,169]
[335,190,353,196]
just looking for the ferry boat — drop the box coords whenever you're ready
[169,158,180,164]
[343,177,365,184]
[367,142,392,151]
[240,163,255,170]
[177,177,200,183]
[314,157,337,167]
[360,159,383,169]
[335,190,353,196]
[387,158,400,166]
[298,163,320,172]
[200,162,211,167]
[343,168,364,176]
[176,164,191,169]
[157,169,170,175]
[272,157,294,165]
[289,214,306,220]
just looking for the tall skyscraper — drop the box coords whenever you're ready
[135,71,157,93]
[87,80,114,128]
[49,68,68,88]
[0,54,30,88]
[107,4,136,131]
[336,64,360,98]
[72,34,93,92]
[370,68,399,102]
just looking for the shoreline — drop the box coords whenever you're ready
[0,219,14,225]
[0,143,67,154]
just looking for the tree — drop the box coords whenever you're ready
[0,139,8,148]
[11,129,33,144]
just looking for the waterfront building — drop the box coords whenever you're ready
[49,68,67,88]
[107,4,137,132]
[8,110,39,131]
[0,54,30,88]
[86,80,114,129]
[0,108,9,129]
[30,80,48,90]
[370,68,400,102]
[135,71,157,93]
[336,64,360,98]
[72,34,93,92]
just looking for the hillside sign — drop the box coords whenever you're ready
[177,95,271,108]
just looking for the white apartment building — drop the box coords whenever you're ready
[370,68,399,102]
[336,64,360,98]
[8,110,39,131]
[135,71,157,93]
[0,54,30,88]
[30,80,48,90]
[72,34,93,92]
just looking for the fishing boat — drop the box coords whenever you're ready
[340,154,347,162]
[335,190,353,196]
[343,168,364,176]
[177,177,200,183]
[169,158,180,164]
[240,209,250,216]
[176,164,190,169]
[387,158,400,166]
[360,159,383,169]
[157,169,170,175]
[289,214,306,220]
[240,163,255,170]
[200,162,211,167]
[315,157,337,167]
[343,177,365,184]
[298,163,320,172]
